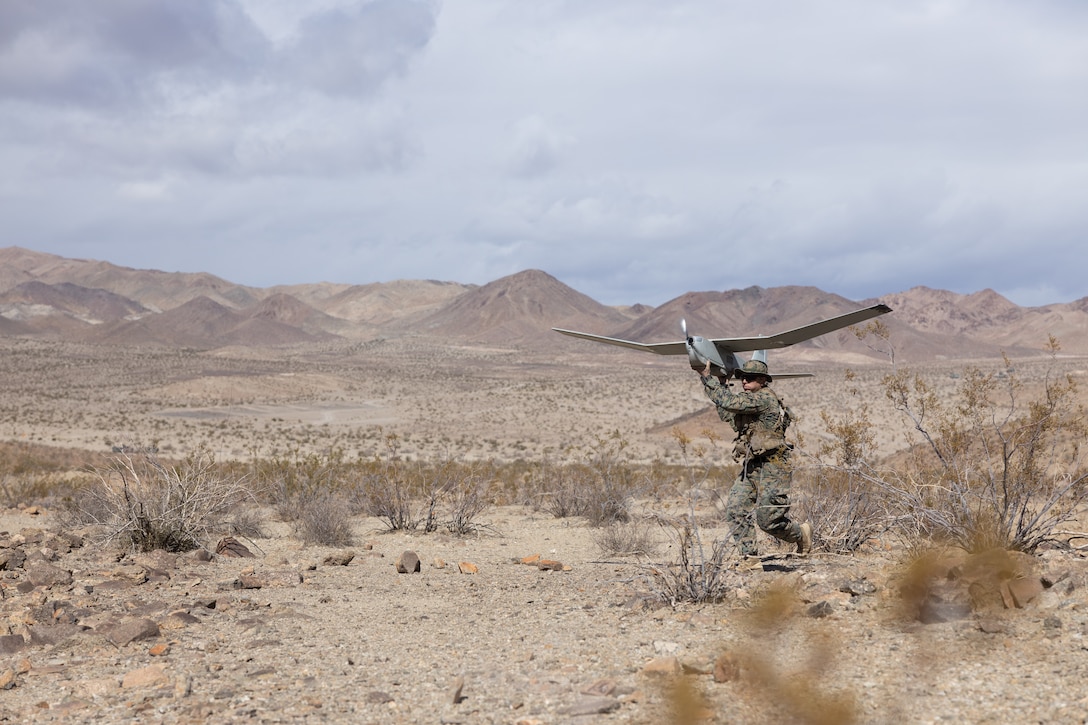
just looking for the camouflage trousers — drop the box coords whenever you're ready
[724,451,802,557]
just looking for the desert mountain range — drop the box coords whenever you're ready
[0,246,1084,361]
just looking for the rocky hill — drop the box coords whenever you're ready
[0,246,1084,360]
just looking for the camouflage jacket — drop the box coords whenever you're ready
[700,376,791,458]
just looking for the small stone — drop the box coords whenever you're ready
[121,664,169,689]
[27,623,88,647]
[215,537,254,558]
[0,669,15,690]
[458,562,478,574]
[0,548,26,571]
[25,561,72,587]
[323,551,355,567]
[1006,577,1044,608]
[105,618,161,646]
[0,634,26,654]
[396,551,421,574]
[840,579,877,596]
[641,656,681,676]
[161,611,201,630]
[232,575,263,590]
[149,643,170,656]
[807,601,834,618]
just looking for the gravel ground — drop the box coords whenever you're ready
[2,505,1088,725]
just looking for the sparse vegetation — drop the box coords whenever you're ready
[807,336,1088,554]
[66,451,253,552]
[593,518,659,558]
[294,490,355,546]
[648,515,736,605]
[644,428,739,605]
[532,433,639,526]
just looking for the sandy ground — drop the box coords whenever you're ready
[3,340,1088,722]
[3,501,1088,724]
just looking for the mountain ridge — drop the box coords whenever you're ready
[0,246,1083,360]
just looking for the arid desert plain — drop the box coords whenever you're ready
[2,335,1088,724]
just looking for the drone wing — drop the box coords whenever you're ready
[705,303,893,353]
[554,303,891,355]
[551,329,687,355]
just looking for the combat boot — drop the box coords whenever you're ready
[796,521,813,555]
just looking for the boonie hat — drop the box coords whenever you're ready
[736,359,771,379]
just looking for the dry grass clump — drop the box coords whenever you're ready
[250,437,496,539]
[794,466,891,554]
[351,465,414,531]
[66,451,252,552]
[646,515,736,605]
[532,434,644,526]
[0,473,80,509]
[806,341,1088,554]
[294,491,355,547]
[225,505,269,540]
[352,456,497,536]
[531,462,641,524]
[593,518,659,557]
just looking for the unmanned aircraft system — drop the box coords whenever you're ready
[553,303,892,379]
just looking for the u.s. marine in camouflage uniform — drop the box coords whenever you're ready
[698,359,812,558]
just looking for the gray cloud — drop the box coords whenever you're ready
[1,0,1086,308]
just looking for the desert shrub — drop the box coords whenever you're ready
[253,448,353,523]
[437,464,494,536]
[226,506,269,539]
[795,367,896,553]
[794,466,891,554]
[533,434,637,526]
[353,466,415,530]
[876,348,1088,552]
[639,426,746,604]
[0,472,82,509]
[351,454,495,536]
[819,339,1088,553]
[647,515,735,605]
[594,518,659,558]
[580,433,637,525]
[583,473,633,525]
[532,462,633,525]
[70,451,251,552]
[533,461,592,518]
[294,491,355,546]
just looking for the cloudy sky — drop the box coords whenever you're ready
[2,0,1086,307]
